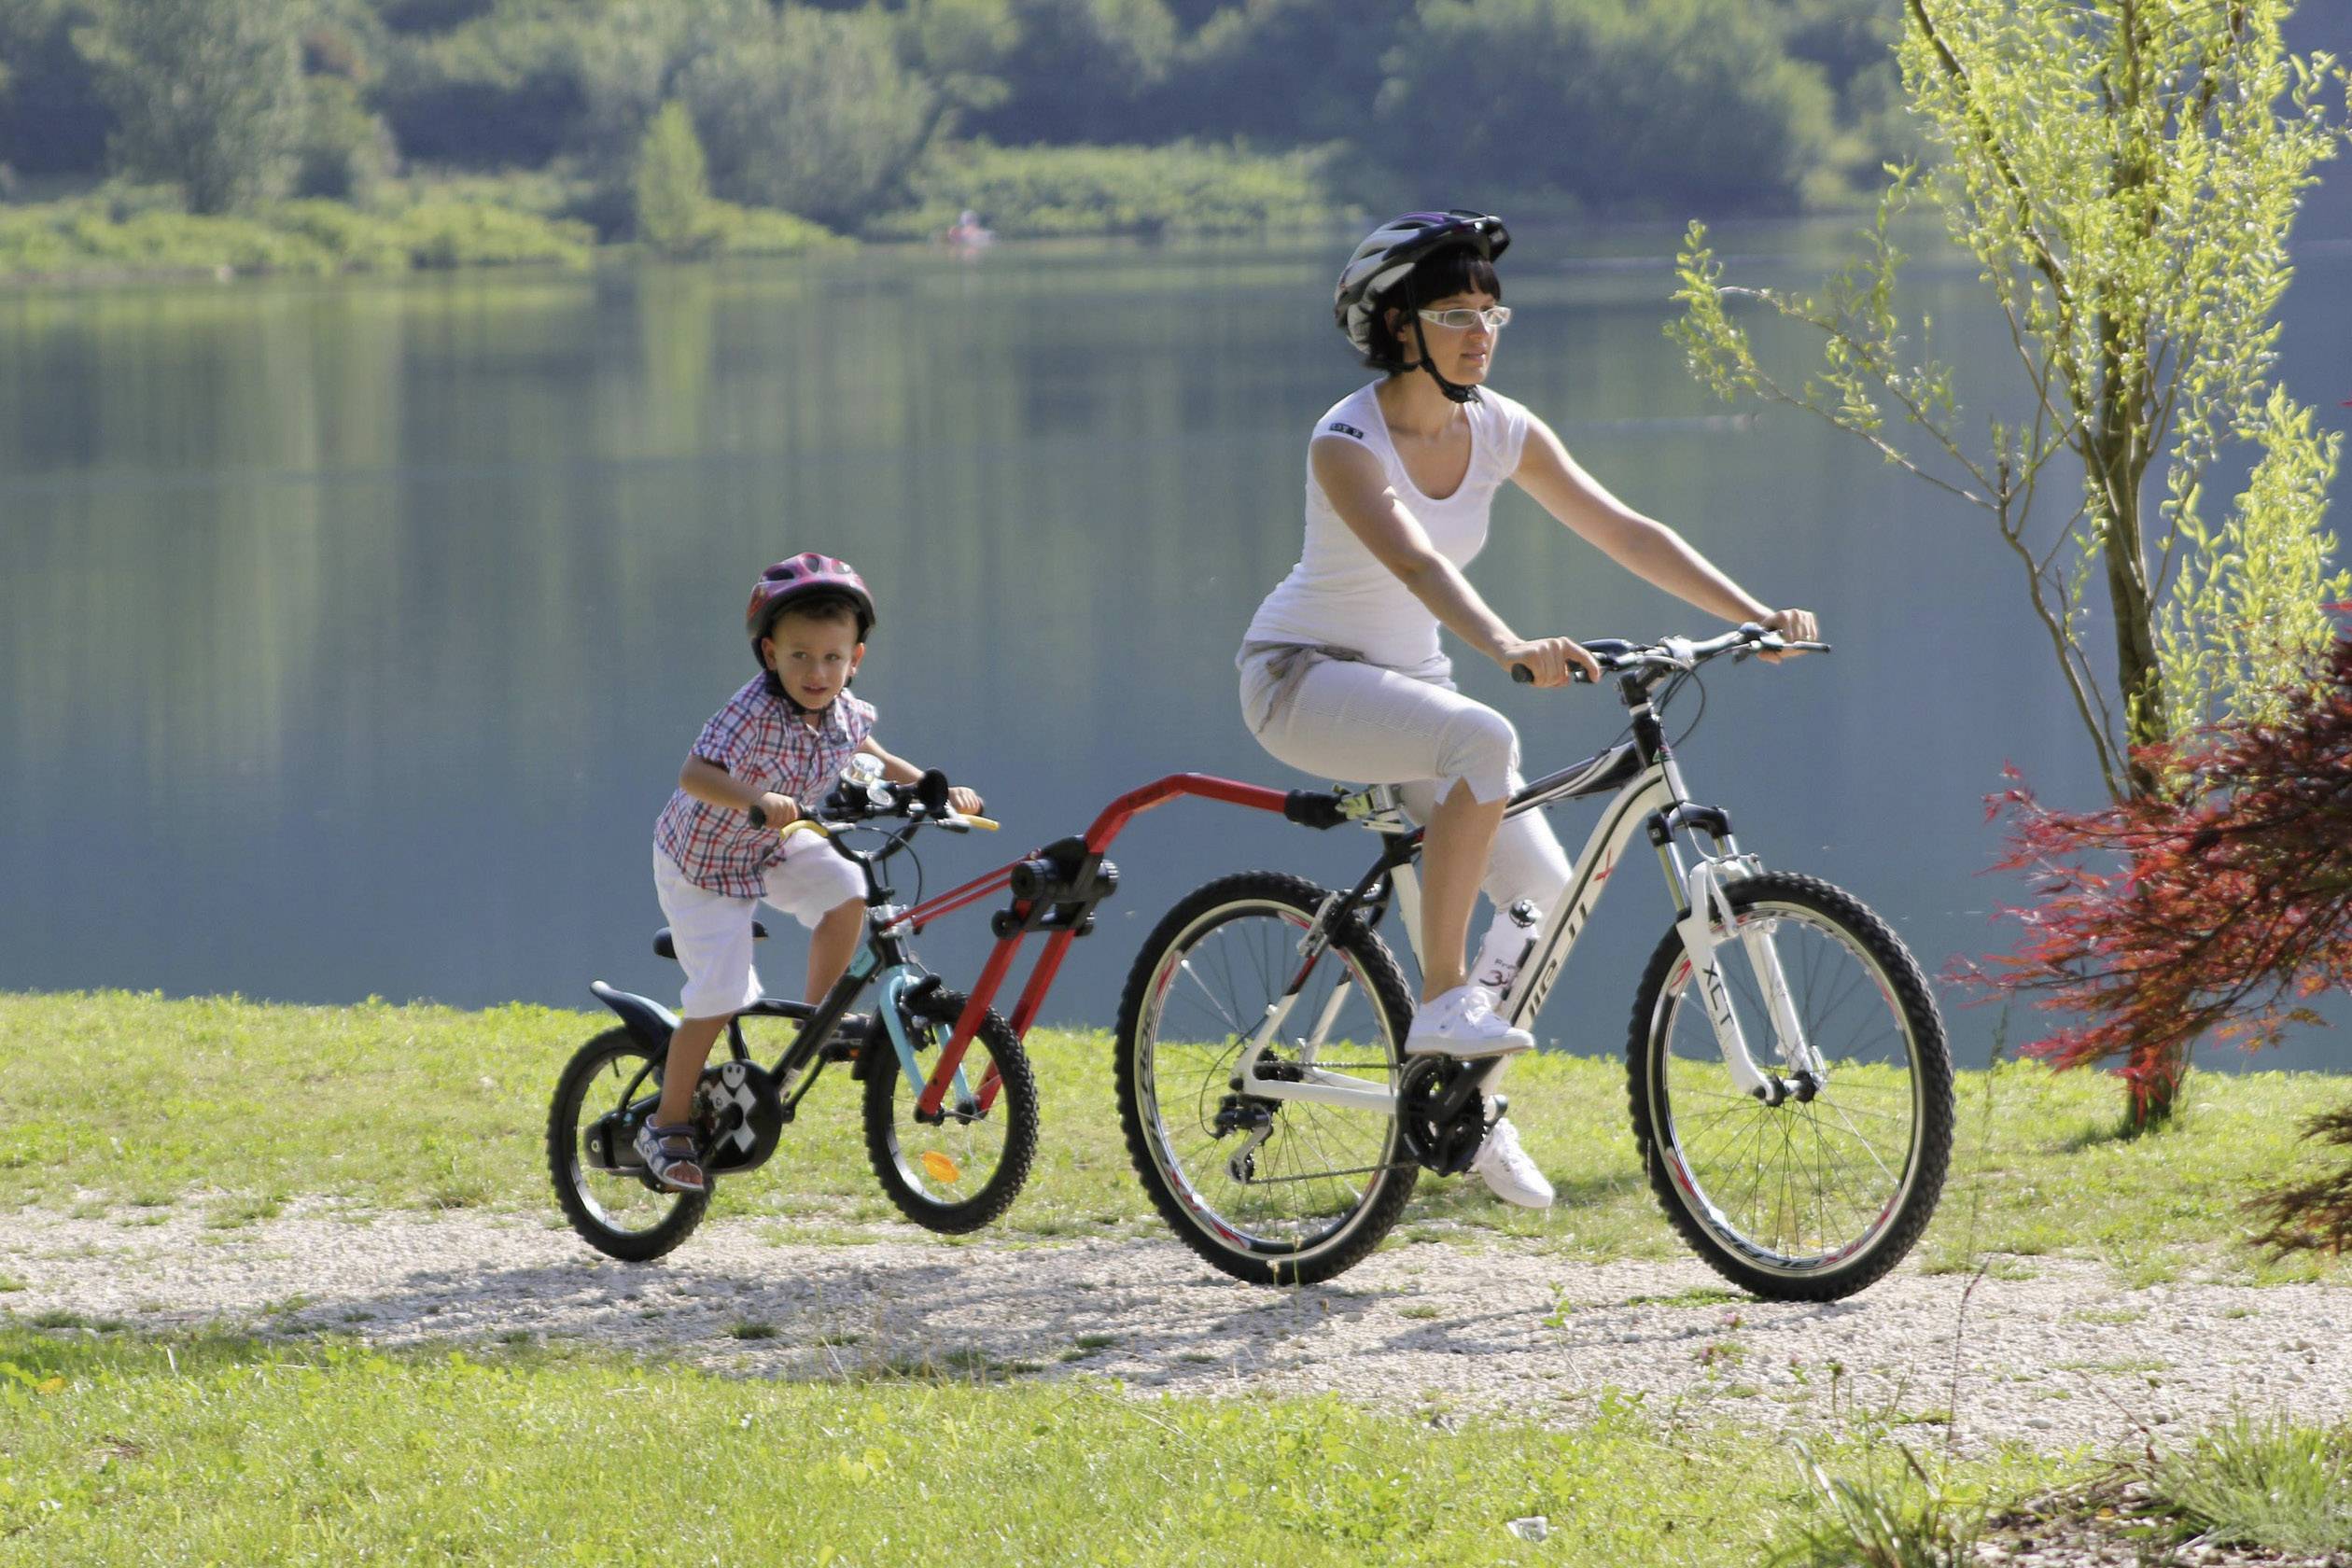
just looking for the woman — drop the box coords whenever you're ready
[1238,210,1817,1208]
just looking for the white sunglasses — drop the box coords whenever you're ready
[1417,306,1512,330]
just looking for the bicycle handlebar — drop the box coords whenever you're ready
[1508,623,1831,685]
[807,767,995,835]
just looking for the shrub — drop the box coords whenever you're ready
[80,0,308,213]
[634,101,719,258]
[870,137,1343,240]
[387,199,592,268]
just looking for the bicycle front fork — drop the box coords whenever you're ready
[1672,855,1827,1104]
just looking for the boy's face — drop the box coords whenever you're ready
[763,609,863,711]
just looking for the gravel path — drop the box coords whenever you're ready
[8,1205,2349,1454]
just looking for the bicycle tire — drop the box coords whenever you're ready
[548,1027,710,1263]
[1625,871,1953,1300]
[862,987,1039,1234]
[1115,871,1419,1286]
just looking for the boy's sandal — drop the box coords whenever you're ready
[634,1120,708,1195]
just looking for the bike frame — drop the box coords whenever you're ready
[1221,671,1827,1120]
[749,775,1306,1123]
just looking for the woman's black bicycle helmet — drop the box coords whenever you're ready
[1333,209,1510,405]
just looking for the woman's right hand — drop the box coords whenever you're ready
[1498,636,1603,689]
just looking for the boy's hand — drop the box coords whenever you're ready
[751,791,799,829]
[947,786,985,816]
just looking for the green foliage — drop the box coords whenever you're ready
[707,202,847,257]
[1371,0,1839,215]
[2150,1416,2352,1555]
[677,5,941,231]
[0,190,589,278]
[79,0,308,213]
[2158,386,2348,736]
[633,98,716,257]
[1672,1,2351,804]
[291,74,397,202]
[1769,1447,1984,1567]
[872,135,1343,238]
[0,0,109,175]
[387,198,591,267]
[972,0,1179,144]
[371,0,583,168]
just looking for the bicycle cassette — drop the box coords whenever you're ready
[1397,1057,1491,1177]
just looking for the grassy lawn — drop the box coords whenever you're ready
[4,990,2349,1564]
[0,1324,2075,1568]
[1,989,2347,1285]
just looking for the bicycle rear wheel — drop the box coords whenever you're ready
[1626,871,1953,1300]
[548,1028,709,1262]
[1115,872,1418,1286]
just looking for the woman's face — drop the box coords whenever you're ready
[1393,287,1502,387]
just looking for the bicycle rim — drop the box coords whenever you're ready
[1646,898,1931,1280]
[564,1043,694,1238]
[873,1015,1018,1211]
[1134,898,1407,1258]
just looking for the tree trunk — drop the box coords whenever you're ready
[2091,331,2188,1124]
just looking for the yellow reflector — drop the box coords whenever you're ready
[920,1151,962,1184]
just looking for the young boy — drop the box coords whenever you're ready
[642,553,983,1193]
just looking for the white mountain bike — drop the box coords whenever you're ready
[1113,625,1954,1297]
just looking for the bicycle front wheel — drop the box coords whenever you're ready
[1116,872,1418,1286]
[861,987,1039,1234]
[1627,871,1953,1300]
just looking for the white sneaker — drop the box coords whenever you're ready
[1470,1116,1555,1208]
[1403,984,1534,1058]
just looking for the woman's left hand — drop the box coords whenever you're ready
[948,786,986,816]
[1757,608,1817,662]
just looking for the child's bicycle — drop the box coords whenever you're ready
[549,763,1040,1261]
[1113,624,1955,1299]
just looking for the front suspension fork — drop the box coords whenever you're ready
[1674,858,1825,1103]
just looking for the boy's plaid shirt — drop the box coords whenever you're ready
[653,679,877,896]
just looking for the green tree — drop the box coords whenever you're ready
[1371,0,1838,215]
[1672,0,2349,1118]
[679,5,940,230]
[634,98,718,257]
[80,0,306,213]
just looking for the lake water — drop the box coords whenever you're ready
[6,217,2348,1075]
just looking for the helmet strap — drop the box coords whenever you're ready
[1409,312,1481,406]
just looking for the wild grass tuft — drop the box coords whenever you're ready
[2149,1415,2352,1556]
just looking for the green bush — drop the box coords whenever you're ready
[679,5,939,231]
[293,76,399,203]
[1368,0,1839,216]
[708,203,845,258]
[268,198,413,270]
[387,198,592,268]
[633,99,718,257]
[869,137,1345,240]
[0,201,339,277]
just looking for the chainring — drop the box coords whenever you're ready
[1396,1057,1490,1176]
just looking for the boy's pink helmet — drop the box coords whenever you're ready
[746,553,876,665]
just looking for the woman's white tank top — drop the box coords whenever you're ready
[1244,382,1532,669]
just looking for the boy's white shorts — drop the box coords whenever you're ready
[652,837,866,1019]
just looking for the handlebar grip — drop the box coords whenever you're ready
[1511,664,1594,685]
[962,815,1001,832]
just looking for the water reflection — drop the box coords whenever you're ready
[3,228,2345,1073]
